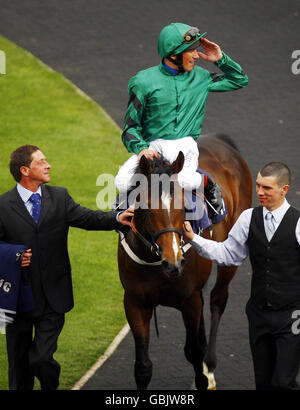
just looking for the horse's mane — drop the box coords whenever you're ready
[199,133,240,153]
[214,133,240,153]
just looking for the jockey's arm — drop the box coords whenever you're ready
[121,77,149,155]
[199,39,248,91]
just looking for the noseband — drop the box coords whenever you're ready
[152,227,184,257]
[130,219,184,258]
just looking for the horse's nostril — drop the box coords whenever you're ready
[161,259,183,279]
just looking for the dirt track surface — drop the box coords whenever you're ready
[0,0,299,390]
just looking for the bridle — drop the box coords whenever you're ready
[119,168,191,264]
[130,218,185,258]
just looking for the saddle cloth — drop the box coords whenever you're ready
[188,168,227,234]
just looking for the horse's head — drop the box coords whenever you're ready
[133,151,186,279]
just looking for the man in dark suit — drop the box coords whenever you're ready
[0,144,133,390]
[183,162,300,390]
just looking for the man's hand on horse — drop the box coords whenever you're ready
[118,205,135,226]
[183,221,195,242]
[198,38,222,62]
[138,149,161,161]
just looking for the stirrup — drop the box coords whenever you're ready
[204,177,223,219]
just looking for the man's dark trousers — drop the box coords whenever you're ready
[246,300,300,390]
[6,303,64,390]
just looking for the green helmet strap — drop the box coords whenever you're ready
[166,53,184,73]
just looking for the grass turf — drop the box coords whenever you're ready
[0,34,130,390]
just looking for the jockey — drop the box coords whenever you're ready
[114,22,248,214]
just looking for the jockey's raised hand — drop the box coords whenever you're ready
[198,38,222,62]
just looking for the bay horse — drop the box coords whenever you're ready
[117,134,252,390]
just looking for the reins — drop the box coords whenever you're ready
[130,218,161,257]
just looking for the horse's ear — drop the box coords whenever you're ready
[139,155,153,176]
[171,151,185,175]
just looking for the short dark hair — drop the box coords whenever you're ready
[10,145,40,182]
[259,162,291,187]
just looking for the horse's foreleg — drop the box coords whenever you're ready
[124,292,153,390]
[204,265,237,374]
[182,291,208,391]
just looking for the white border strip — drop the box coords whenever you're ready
[71,323,130,390]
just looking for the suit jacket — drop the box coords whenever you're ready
[0,185,121,316]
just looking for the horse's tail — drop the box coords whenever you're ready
[214,133,240,153]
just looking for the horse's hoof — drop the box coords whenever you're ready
[203,362,217,390]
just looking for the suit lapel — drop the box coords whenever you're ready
[9,185,52,227]
[39,185,51,226]
[9,187,36,228]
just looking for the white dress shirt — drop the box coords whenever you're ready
[190,199,300,266]
[16,184,42,217]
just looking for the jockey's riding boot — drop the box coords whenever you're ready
[204,176,223,219]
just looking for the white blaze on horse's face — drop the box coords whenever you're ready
[161,191,182,265]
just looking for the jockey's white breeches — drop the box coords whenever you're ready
[115,137,201,192]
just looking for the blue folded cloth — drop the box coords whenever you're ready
[0,242,35,328]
